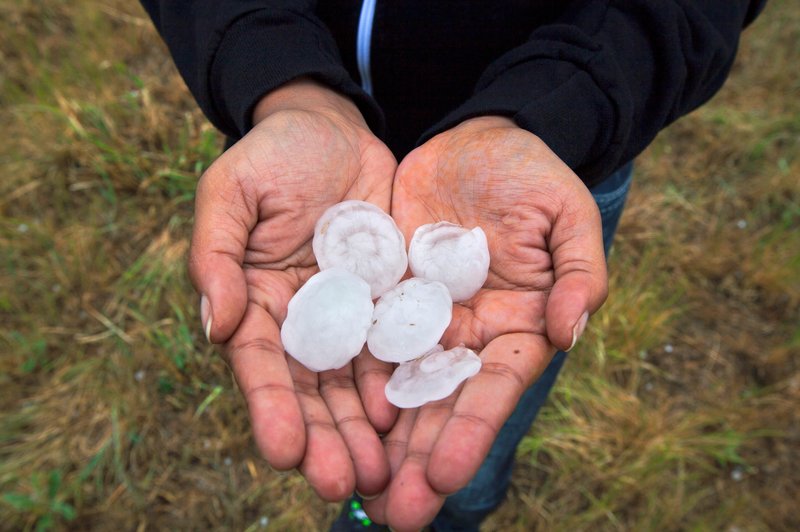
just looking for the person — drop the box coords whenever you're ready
[140,1,766,530]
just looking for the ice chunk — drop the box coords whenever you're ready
[385,345,482,408]
[313,200,408,298]
[367,278,452,363]
[408,222,490,302]
[281,268,374,372]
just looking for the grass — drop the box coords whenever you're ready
[1,0,798,530]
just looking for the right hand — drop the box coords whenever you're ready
[189,79,399,500]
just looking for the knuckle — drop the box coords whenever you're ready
[226,337,283,362]
[480,360,526,390]
[243,382,295,404]
[451,411,500,439]
[319,375,356,392]
[382,437,408,451]
[336,414,369,429]
[292,380,320,398]
[406,449,432,463]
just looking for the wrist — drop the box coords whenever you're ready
[458,115,517,131]
[252,77,367,128]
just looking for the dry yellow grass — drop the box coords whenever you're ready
[1,1,798,531]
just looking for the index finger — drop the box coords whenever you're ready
[425,332,555,494]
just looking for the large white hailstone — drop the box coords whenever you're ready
[313,200,408,299]
[385,345,482,408]
[408,222,490,302]
[367,278,452,363]
[280,268,374,372]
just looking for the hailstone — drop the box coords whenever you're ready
[280,268,374,372]
[367,278,452,363]
[385,345,482,408]
[313,200,407,299]
[408,222,490,302]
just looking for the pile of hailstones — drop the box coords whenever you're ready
[280,200,490,408]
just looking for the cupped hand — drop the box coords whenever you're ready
[189,79,399,500]
[364,116,608,529]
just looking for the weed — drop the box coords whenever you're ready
[1,0,798,530]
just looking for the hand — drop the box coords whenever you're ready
[189,79,399,500]
[364,116,608,529]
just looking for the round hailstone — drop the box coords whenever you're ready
[280,268,374,372]
[385,345,482,408]
[367,278,452,363]
[408,222,490,302]
[313,200,408,299]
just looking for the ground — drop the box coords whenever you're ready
[1,1,798,530]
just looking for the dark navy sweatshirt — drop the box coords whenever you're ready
[140,0,766,186]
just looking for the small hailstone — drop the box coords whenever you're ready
[281,268,374,372]
[664,344,674,353]
[313,200,407,298]
[368,278,452,363]
[259,516,270,527]
[408,222,490,302]
[736,219,748,229]
[385,345,482,408]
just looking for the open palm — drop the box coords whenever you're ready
[189,88,399,500]
[364,117,608,529]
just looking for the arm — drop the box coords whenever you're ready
[139,0,384,138]
[422,0,767,184]
[139,2,399,500]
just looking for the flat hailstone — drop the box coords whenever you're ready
[280,268,374,372]
[313,200,407,299]
[385,345,482,408]
[367,278,452,363]
[408,222,490,302]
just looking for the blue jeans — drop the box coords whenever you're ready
[431,163,634,532]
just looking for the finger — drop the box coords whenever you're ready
[353,347,398,433]
[381,399,456,530]
[287,356,356,502]
[362,408,418,524]
[319,364,390,498]
[226,302,305,471]
[546,188,607,351]
[427,332,553,495]
[189,166,256,343]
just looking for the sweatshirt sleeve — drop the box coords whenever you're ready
[421,0,767,185]
[139,0,384,139]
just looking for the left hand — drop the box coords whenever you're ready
[363,116,608,530]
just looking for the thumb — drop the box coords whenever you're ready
[188,168,253,343]
[545,192,608,352]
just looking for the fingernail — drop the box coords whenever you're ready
[200,294,213,342]
[567,311,589,352]
[356,490,380,501]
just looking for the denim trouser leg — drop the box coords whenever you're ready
[431,163,634,532]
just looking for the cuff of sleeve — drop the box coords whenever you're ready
[421,56,625,185]
[209,9,384,139]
